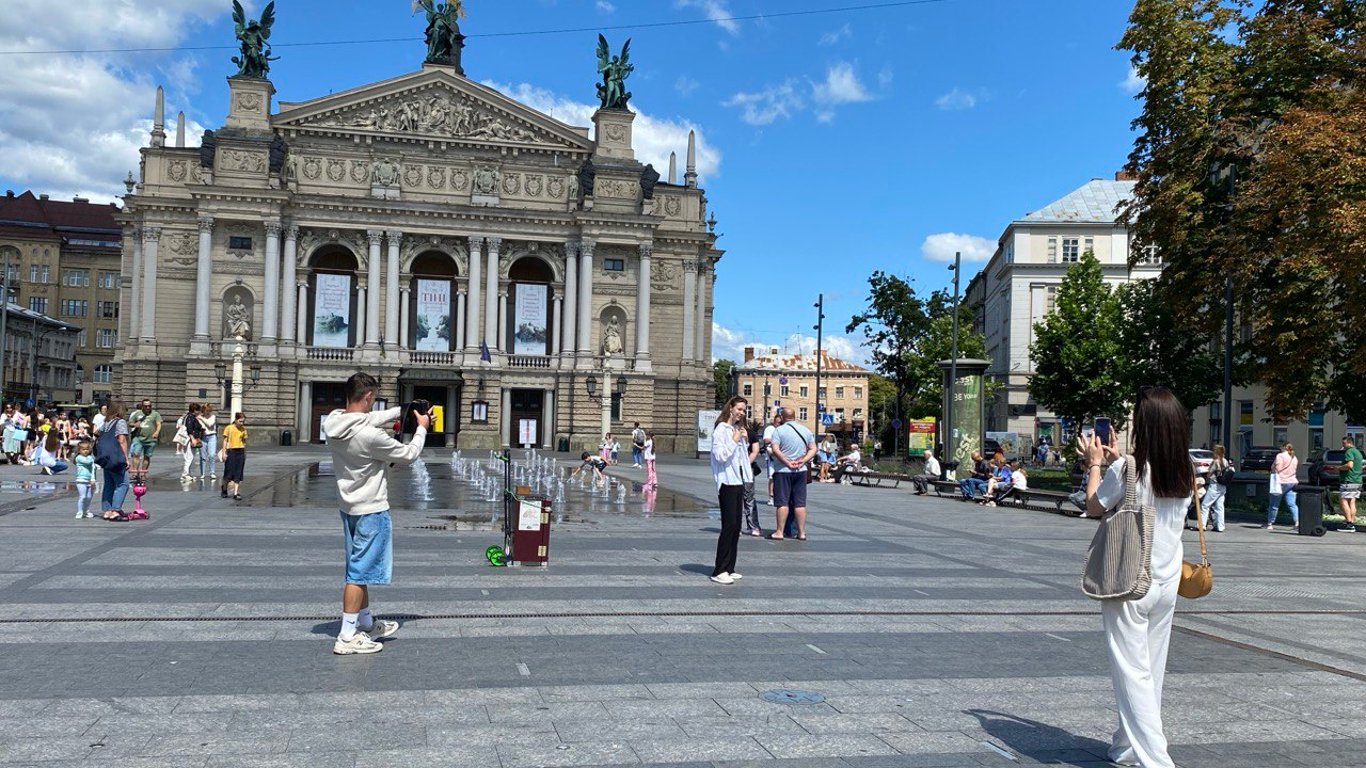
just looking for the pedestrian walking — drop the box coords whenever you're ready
[73,441,96,519]
[911,450,941,495]
[600,432,612,464]
[128,399,162,477]
[1200,445,1231,533]
[643,429,657,488]
[179,403,205,480]
[96,400,131,522]
[199,403,219,480]
[1338,436,1361,533]
[219,412,248,500]
[323,372,429,655]
[1266,442,1299,531]
[1080,386,1194,768]
[768,407,816,541]
[631,422,646,468]
[709,396,751,584]
[741,420,764,537]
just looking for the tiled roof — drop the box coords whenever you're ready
[1021,179,1135,224]
[0,191,120,244]
[738,350,867,373]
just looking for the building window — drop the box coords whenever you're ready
[98,301,119,319]
[853,408,863,419]
[28,297,47,315]
[799,406,809,421]
[1083,237,1094,257]
[98,271,118,289]
[1061,238,1080,263]
[780,385,789,397]
[61,299,88,317]
[77,330,87,348]
[93,364,112,384]
[610,392,621,421]
[742,383,752,396]
[228,236,253,250]
[854,386,863,399]
[603,258,625,272]
[1047,237,1058,263]
[28,264,38,282]
[835,386,845,399]
[800,385,809,398]
[745,405,753,420]
[1138,244,1161,265]
[818,387,827,400]
[5,264,18,284]
[96,329,117,348]
[63,269,89,287]
[1044,285,1058,315]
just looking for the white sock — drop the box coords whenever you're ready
[358,608,372,628]
[340,611,359,640]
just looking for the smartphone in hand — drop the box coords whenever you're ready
[1095,417,1112,445]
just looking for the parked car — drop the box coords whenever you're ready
[1241,447,1280,472]
[1308,449,1346,487]
[1189,449,1213,476]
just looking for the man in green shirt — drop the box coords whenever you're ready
[1340,436,1363,533]
[128,398,163,476]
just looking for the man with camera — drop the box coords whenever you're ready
[323,372,429,655]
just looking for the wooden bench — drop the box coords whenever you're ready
[1007,488,1078,515]
[931,479,962,498]
[844,471,904,488]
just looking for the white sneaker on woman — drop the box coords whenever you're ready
[709,573,734,585]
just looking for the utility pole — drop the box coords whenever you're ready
[813,293,824,436]
[1223,276,1233,454]
[0,249,8,402]
[945,252,962,466]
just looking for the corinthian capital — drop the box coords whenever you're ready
[196,217,214,234]
[579,240,596,258]
[264,221,283,237]
[638,242,654,258]
[385,230,404,245]
[143,226,162,242]
[366,229,384,246]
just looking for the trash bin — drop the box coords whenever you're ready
[280,430,292,447]
[1296,485,1328,536]
[1230,472,1270,510]
[557,436,569,452]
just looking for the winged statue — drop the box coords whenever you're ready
[231,0,277,79]
[596,35,633,110]
[416,0,466,68]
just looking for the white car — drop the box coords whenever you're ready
[1189,449,1213,475]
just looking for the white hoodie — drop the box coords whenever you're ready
[324,407,427,516]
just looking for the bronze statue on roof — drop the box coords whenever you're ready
[231,0,277,79]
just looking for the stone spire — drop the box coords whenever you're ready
[668,152,677,185]
[150,86,166,148]
[684,130,697,188]
[175,111,186,147]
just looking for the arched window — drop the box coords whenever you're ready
[507,257,554,356]
[409,251,458,351]
[93,364,113,384]
[308,247,360,348]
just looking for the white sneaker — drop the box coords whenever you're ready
[85,512,97,518]
[356,618,399,640]
[632,463,641,468]
[74,511,83,519]
[728,572,743,580]
[332,633,383,655]
[709,573,735,585]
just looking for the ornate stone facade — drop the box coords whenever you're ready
[117,63,720,452]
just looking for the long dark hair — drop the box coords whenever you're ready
[1132,387,1194,499]
[716,397,747,427]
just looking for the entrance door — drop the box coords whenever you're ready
[311,382,347,443]
[413,384,449,448]
[508,389,544,448]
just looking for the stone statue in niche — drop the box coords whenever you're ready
[602,314,624,356]
[224,291,253,340]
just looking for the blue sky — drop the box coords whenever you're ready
[0,0,1143,364]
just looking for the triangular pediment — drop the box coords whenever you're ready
[274,67,594,152]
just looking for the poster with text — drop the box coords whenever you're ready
[696,410,721,457]
[415,279,452,350]
[512,283,549,356]
[907,418,936,457]
[312,273,352,348]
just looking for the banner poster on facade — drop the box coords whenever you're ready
[312,273,352,348]
[415,279,452,351]
[907,418,936,457]
[696,410,721,457]
[512,284,548,356]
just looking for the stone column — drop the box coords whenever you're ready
[577,240,595,357]
[695,259,709,362]
[455,289,466,350]
[192,217,213,340]
[544,388,555,448]
[399,287,410,348]
[497,291,507,351]
[484,237,500,351]
[365,230,382,345]
[465,237,483,351]
[296,282,308,344]
[561,242,578,357]
[552,294,563,355]
[356,284,367,347]
[262,222,282,341]
[501,387,512,447]
[140,227,161,341]
[298,380,312,442]
[385,230,402,345]
[127,227,142,345]
[281,224,298,343]
[635,242,652,370]
[681,260,696,362]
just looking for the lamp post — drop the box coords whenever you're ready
[213,335,261,416]
[945,251,962,461]
[813,293,824,435]
[585,366,626,440]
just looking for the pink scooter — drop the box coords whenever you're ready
[127,474,149,520]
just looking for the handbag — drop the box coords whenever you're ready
[1269,472,1282,495]
[1081,459,1154,600]
[94,419,126,471]
[1179,489,1213,599]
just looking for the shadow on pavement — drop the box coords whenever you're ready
[965,709,1110,766]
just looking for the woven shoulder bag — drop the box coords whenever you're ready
[1081,459,1155,601]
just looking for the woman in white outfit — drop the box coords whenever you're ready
[1081,387,1193,768]
[1200,444,1231,532]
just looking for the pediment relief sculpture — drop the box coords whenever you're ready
[305,91,556,146]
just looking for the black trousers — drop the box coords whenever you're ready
[713,484,744,577]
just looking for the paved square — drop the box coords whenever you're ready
[2,448,1365,767]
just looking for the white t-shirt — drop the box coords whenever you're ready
[1012,469,1028,490]
[91,413,106,435]
[643,438,655,461]
[762,425,776,467]
[1096,456,1189,584]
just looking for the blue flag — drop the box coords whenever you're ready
[479,341,491,362]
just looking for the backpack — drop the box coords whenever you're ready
[94,419,126,471]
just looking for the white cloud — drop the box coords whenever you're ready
[674,75,700,97]
[0,0,222,201]
[818,23,852,47]
[489,82,722,182]
[675,0,741,35]
[596,0,616,13]
[920,232,996,263]
[1120,64,1146,95]
[935,87,977,111]
[812,62,873,106]
[877,65,894,88]
[712,323,870,367]
[723,80,803,126]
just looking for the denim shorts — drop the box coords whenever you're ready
[341,510,393,585]
[130,437,156,458]
[773,471,808,509]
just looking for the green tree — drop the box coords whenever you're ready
[847,272,931,429]
[1115,279,1223,411]
[712,359,735,408]
[1029,253,1130,431]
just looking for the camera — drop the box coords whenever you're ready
[409,399,431,416]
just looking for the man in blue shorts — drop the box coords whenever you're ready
[127,398,162,476]
[323,372,429,655]
[768,407,816,540]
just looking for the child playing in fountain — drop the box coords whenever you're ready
[573,451,608,484]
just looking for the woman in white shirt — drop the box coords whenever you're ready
[642,430,657,488]
[1081,387,1193,768]
[708,397,751,586]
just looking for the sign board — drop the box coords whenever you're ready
[986,431,1021,458]
[891,418,902,430]
[312,273,352,348]
[414,279,452,351]
[518,418,538,447]
[779,376,788,386]
[822,413,835,426]
[696,410,721,456]
[517,498,542,531]
[907,417,936,457]
[512,283,549,355]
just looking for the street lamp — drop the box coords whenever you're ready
[213,335,261,416]
[585,369,627,439]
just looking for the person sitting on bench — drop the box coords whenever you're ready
[911,450,941,494]
[832,443,863,484]
[978,456,1012,505]
[983,458,1027,506]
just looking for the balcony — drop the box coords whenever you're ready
[410,350,461,366]
[305,346,356,362]
[509,355,552,369]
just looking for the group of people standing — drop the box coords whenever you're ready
[168,401,249,499]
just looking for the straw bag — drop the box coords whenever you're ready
[1082,459,1154,601]
[1179,489,1213,599]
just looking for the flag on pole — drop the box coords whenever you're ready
[479,341,491,362]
